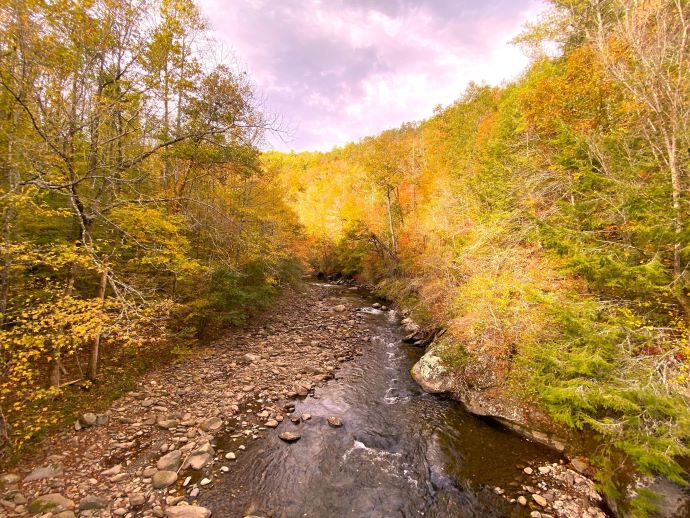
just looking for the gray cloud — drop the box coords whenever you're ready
[198,0,544,151]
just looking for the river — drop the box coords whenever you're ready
[200,283,563,517]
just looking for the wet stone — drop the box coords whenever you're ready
[327,416,343,427]
[279,432,301,442]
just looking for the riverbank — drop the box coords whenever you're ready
[0,282,606,518]
[0,282,366,517]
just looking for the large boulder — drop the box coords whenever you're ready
[411,350,453,394]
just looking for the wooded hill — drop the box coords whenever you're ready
[266,0,690,510]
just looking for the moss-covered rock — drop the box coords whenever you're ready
[27,493,74,514]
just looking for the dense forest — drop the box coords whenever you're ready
[267,0,690,509]
[1,0,689,514]
[0,0,300,457]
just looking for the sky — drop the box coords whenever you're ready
[197,0,545,152]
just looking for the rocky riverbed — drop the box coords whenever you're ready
[0,283,367,518]
[0,282,607,518]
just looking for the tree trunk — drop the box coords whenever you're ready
[669,150,690,315]
[386,186,397,255]
[88,267,108,380]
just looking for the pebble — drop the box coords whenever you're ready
[27,493,74,514]
[24,464,64,482]
[327,416,343,427]
[279,432,301,442]
[157,450,182,471]
[80,413,98,427]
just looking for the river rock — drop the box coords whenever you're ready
[224,452,236,460]
[327,416,343,427]
[152,470,178,489]
[27,493,75,514]
[200,417,222,432]
[157,450,182,471]
[333,304,346,312]
[129,493,146,506]
[194,442,215,455]
[186,453,212,470]
[0,473,20,486]
[571,458,589,474]
[410,349,453,394]
[517,496,527,506]
[279,432,301,442]
[264,419,279,428]
[24,463,64,482]
[165,505,212,518]
[157,416,179,429]
[532,494,547,506]
[110,472,131,482]
[101,464,122,476]
[80,413,98,427]
[79,494,109,510]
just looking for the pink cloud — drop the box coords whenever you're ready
[197,0,546,151]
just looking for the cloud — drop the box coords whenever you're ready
[197,0,545,151]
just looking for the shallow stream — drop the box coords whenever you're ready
[201,284,563,517]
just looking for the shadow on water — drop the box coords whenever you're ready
[201,284,564,517]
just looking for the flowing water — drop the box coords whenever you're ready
[201,284,563,517]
